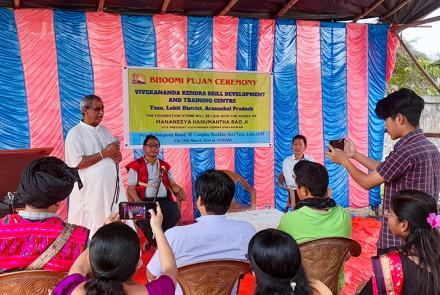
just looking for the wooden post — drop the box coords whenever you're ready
[424,133,440,139]
[353,0,386,22]
[161,0,171,14]
[380,0,413,22]
[277,0,300,18]
[219,0,239,16]
[97,0,106,12]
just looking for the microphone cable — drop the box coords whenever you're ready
[110,162,120,212]
[110,137,120,212]
[153,166,165,204]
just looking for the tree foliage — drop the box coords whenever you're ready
[387,37,440,96]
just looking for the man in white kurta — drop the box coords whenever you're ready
[65,95,128,236]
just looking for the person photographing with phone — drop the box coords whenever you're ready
[327,88,440,254]
[126,135,187,249]
[53,203,177,295]
[65,95,129,237]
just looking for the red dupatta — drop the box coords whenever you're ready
[371,251,404,295]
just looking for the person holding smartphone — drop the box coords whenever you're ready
[126,135,187,249]
[327,88,440,255]
[53,203,177,295]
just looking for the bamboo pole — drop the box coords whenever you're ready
[353,0,386,22]
[395,33,440,94]
[392,15,440,31]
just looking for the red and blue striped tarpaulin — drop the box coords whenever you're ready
[0,9,399,221]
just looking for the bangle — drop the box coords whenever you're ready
[99,151,104,159]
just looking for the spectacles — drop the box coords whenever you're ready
[145,144,160,149]
[89,107,103,112]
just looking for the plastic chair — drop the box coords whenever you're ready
[299,237,362,294]
[277,173,295,212]
[0,270,66,295]
[177,259,251,295]
[221,170,256,212]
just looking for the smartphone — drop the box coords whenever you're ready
[119,202,156,220]
[329,139,345,150]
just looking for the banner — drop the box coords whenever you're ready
[124,67,272,148]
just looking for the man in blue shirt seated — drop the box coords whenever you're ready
[147,169,256,294]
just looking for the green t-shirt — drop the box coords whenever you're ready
[278,205,352,290]
[278,206,352,243]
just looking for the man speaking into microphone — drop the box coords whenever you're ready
[126,135,187,249]
[65,95,129,236]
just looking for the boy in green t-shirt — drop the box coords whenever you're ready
[278,160,352,289]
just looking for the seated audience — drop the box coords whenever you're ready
[53,204,176,295]
[0,157,89,272]
[359,190,440,295]
[278,160,351,289]
[147,169,256,294]
[248,229,331,295]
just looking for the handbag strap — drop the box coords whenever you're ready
[26,223,77,270]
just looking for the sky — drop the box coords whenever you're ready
[401,8,440,59]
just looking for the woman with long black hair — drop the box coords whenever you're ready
[359,190,440,294]
[53,204,176,295]
[248,229,331,295]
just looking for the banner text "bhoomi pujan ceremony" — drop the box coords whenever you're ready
[124,67,272,148]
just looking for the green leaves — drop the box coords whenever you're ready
[387,38,440,96]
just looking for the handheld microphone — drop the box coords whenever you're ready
[160,166,166,176]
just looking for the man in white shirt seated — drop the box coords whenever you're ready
[282,134,315,191]
[147,169,256,294]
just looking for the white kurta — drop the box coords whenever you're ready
[65,121,128,236]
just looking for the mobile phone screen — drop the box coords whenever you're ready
[119,202,156,220]
[329,139,345,150]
